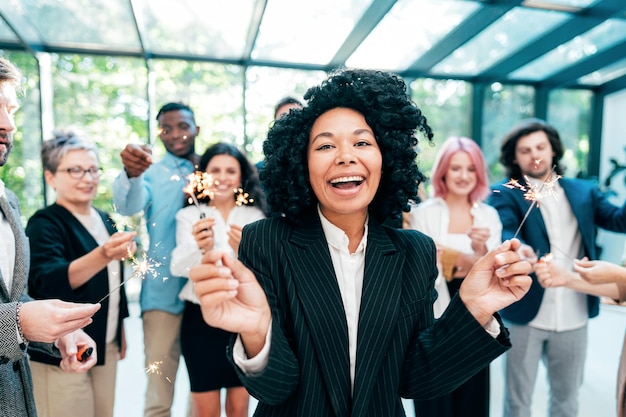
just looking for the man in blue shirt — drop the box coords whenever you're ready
[113,102,200,417]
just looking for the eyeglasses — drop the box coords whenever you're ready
[59,166,103,179]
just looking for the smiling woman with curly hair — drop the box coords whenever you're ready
[261,68,432,224]
[188,68,532,417]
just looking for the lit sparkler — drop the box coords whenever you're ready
[510,165,561,240]
[234,187,254,206]
[145,360,163,375]
[183,170,216,221]
[98,250,162,304]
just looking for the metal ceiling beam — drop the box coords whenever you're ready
[328,0,398,68]
[542,39,626,89]
[0,8,41,54]
[478,0,625,83]
[242,0,268,61]
[406,0,522,72]
[599,73,626,96]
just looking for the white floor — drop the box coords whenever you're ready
[115,296,625,417]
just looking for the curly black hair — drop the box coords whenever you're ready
[260,68,433,224]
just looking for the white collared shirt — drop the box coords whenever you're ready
[234,208,368,391]
[527,176,587,331]
[318,206,367,391]
[0,180,15,293]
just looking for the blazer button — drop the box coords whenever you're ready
[13,361,20,372]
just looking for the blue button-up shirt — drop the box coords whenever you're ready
[112,152,195,315]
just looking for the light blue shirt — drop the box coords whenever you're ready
[112,152,196,315]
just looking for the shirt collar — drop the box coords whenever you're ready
[0,179,5,199]
[317,205,368,254]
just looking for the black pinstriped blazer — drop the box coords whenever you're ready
[231,214,511,417]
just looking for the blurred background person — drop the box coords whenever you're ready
[26,131,136,417]
[489,118,626,417]
[113,102,200,417]
[273,96,302,120]
[409,136,502,417]
[171,142,266,417]
[535,255,626,417]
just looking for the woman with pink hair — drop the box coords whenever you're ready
[409,136,502,417]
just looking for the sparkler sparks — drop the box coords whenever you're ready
[234,187,254,206]
[98,250,162,304]
[509,165,561,240]
[145,360,163,375]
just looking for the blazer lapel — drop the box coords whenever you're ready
[352,221,402,416]
[0,195,28,301]
[288,218,351,417]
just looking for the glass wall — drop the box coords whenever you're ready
[409,78,471,195]
[0,51,42,221]
[482,83,535,181]
[0,50,595,220]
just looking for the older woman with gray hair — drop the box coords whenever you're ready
[26,131,137,417]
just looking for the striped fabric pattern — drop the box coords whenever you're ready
[231,214,509,417]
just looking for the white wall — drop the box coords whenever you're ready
[596,89,626,264]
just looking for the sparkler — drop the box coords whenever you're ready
[98,251,162,304]
[505,165,561,240]
[183,170,215,223]
[234,187,254,206]
[144,360,173,383]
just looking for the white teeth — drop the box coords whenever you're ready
[330,176,364,184]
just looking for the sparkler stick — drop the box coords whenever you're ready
[98,251,161,304]
[510,165,559,240]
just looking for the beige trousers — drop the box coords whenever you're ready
[142,310,183,417]
[30,341,119,417]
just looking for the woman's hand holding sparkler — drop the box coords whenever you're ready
[102,231,137,261]
[189,250,271,358]
[192,217,216,254]
[459,238,532,326]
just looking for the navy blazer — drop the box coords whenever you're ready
[231,214,510,417]
[489,177,626,324]
[26,203,129,366]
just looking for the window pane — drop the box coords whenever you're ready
[244,67,326,163]
[482,83,535,180]
[348,0,480,70]
[409,78,472,190]
[0,50,42,219]
[253,0,372,65]
[151,59,244,156]
[547,89,592,177]
[137,0,256,57]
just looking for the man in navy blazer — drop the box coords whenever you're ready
[488,118,626,417]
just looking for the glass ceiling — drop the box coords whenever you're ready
[0,0,625,94]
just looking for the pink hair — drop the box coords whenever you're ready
[430,136,490,203]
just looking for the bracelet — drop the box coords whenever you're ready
[15,302,29,349]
